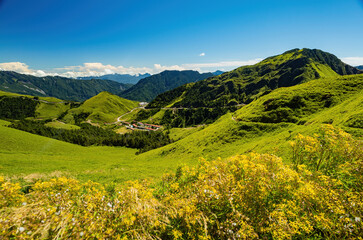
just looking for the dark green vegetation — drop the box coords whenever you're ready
[0,95,38,119]
[78,73,151,84]
[160,106,237,127]
[0,71,132,101]
[9,120,172,153]
[121,70,214,102]
[148,48,362,109]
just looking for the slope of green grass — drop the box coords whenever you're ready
[64,91,139,123]
[44,121,80,130]
[0,124,179,184]
[134,75,363,169]
[35,102,71,119]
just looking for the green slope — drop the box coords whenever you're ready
[148,48,361,109]
[63,91,139,123]
[134,74,363,169]
[0,121,181,183]
[120,70,213,102]
[0,71,132,101]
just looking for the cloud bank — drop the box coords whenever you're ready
[0,58,263,78]
[341,57,363,66]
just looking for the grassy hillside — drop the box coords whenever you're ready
[121,70,213,102]
[0,71,132,101]
[63,91,139,123]
[134,74,363,168]
[148,48,361,109]
[0,121,180,183]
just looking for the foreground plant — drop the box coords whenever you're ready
[0,125,362,239]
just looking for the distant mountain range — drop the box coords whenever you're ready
[0,71,132,102]
[356,65,363,70]
[77,73,151,84]
[0,69,222,103]
[212,70,224,76]
[120,70,214,102]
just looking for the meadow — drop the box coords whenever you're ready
[0,120,178,184]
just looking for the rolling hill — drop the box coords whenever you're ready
[1,48,362,185]
[147,48,362,109]
[77,73,151,84]
[0,71,132,101]
[63,91,139,123]
[120,70,214,102]
[0,119,169,183]
[135,73,363,166]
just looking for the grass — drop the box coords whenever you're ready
[134,75,363,167]
[35,102,71,120]
[114,126,132,134]
[44,121,80,130]
[64,91,139,123]
[1,74,362,185]
[0,124,179,184]
[118,108,143,121]
[168,126,205,141]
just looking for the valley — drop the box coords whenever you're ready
[2,0,363,237]
[1,48,362,183]
[0,48,362,239]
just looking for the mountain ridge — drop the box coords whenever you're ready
[120,70,214,102]
[77,73,151,84]
[147,48,362,109]
[0,71,132,101]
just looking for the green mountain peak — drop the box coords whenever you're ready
[148,48,362,109]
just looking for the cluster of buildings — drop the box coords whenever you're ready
[120,121,162,131]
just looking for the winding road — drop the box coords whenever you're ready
[116,107,144,122]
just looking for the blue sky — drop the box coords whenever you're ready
[0,0,362,77]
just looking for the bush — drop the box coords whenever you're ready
[290,124,362,190]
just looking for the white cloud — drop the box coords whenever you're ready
[0,62,50,77]
[199,52,205,57]
[0,58,263,78]
[153,64,186,72]
[341,57,363,66]
[182,59,262,70]
[56,63,154,78]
